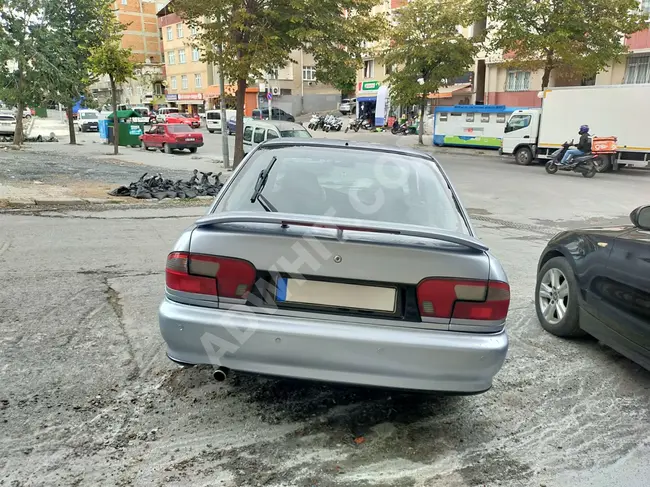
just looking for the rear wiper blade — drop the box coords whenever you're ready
[250,156,278,212]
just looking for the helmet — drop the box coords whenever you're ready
[579,124,589,134]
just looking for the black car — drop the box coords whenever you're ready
[252,107,295,122]
[535,205,650,370]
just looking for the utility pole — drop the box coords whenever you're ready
[217,45,229,169]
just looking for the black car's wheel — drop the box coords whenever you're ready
[515,146,533,165]
[545,160,558,174]
[535,257,584,337]
[189,147,197,153]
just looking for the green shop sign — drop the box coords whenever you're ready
[361,80,380,91]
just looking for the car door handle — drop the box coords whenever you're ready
[523,135,530,139]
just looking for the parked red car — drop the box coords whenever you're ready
[140,123,204,154]
[167,113,200,129]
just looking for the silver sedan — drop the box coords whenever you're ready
[159,139,510,393]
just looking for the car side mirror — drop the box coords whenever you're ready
[630,205,650,230]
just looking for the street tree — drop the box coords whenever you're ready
[0,0,61,146]
[45,0,119,144]
[383,0,479,144]
[485,0,648,89]
[173,0,385,166]
[88,41,137,155]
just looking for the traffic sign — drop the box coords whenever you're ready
[266,92,273,100]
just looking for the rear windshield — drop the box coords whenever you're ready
[80,112,98,119]
[133,108,149,116]
[207,112,220,120]
[280,129,311,138]
[216,146,468,232]
[167,124,193,133]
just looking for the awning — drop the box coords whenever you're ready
[357,96,377,102]
[428,83,472,99]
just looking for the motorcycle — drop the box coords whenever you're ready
[345,118,362,133]
[307,113,321,130]
[391,121,409,135]
[545,140,598,178]
[322,114,342,132]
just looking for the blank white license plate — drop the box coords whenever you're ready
[276,278,396,312]
[186,138,195,141]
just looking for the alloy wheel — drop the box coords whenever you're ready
[538,268,570,325]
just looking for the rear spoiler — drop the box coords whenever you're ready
[194,212,488,252]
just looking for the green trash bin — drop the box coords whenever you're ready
[118,122,144,147]
[106,110,144,147]
[34,106,48,118]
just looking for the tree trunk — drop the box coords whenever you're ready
[541,65,553,90]
[66,104,76,144]
[13,68,26,146]
[418,95,426,146]
[217,46,229,169]
[14,100,25,146]
[110,74,119,155]
[233,77,247,168]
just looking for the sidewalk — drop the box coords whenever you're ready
[28,114,71,138]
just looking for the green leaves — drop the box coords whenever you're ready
[383,0,479,107]
[87,42,137,85]
[486,0,649,88]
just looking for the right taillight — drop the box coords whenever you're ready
[416,279,510,322]
[165,252,256,299]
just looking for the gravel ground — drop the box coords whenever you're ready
[1,146,649,487]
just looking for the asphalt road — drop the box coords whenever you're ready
[1,132,649,487]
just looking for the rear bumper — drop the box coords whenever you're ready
[159,299,509,393]
[169,142,204,149]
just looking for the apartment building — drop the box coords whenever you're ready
[477,3,650,106]
[90,1,166,107]
[157,4,213,114]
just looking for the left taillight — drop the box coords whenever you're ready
[165,252,256,299]
[416,279,510,322]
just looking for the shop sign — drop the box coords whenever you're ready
[360,80,380,91]
[178,93,203,101]
[165,93,178,101]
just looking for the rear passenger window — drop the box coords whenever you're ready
[243,126,253,142]
[266,130,279,139]
[253,127,265,143]
[207,112,220,120]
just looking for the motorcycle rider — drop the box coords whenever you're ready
[560,125,591,165]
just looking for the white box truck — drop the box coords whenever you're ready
[501,84,650,171]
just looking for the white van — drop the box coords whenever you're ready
[243,120,311,154]
[205,109,236,134]
[156,107,180,123]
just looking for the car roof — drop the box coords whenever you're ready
[256,137,436,160]
[246,120,304,130]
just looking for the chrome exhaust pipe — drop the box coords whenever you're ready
[213,367,229,382]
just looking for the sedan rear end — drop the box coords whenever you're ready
[159,141,509,393]
[165,124,203,152]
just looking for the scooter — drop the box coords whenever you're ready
[545,140,598,178]
[391,121,409,135]
[307,113,320,130]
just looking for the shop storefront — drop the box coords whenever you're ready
[177,93,205,115]
[355,80,390,126]
[204,84,259,117]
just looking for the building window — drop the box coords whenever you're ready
[643,0,650,12]
[505,70,530,92]
[181,75,188,90]
[385,64,393,75]
[190,26,198,36]
[170,76,177,90]
[167,51,175,65]
[192,47,200,62]
[178,49,186,64]
[195,74,202,88]
[166,26,172,41]
[302,66,316,81]
[154,83,164,95]
[176,23,183,38]
[121,0,127,5]
[364,60,374,78]
[624,55,650,84]
[268,69,279,80]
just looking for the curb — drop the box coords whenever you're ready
[409,144,504,159]
[0,197,125,208]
